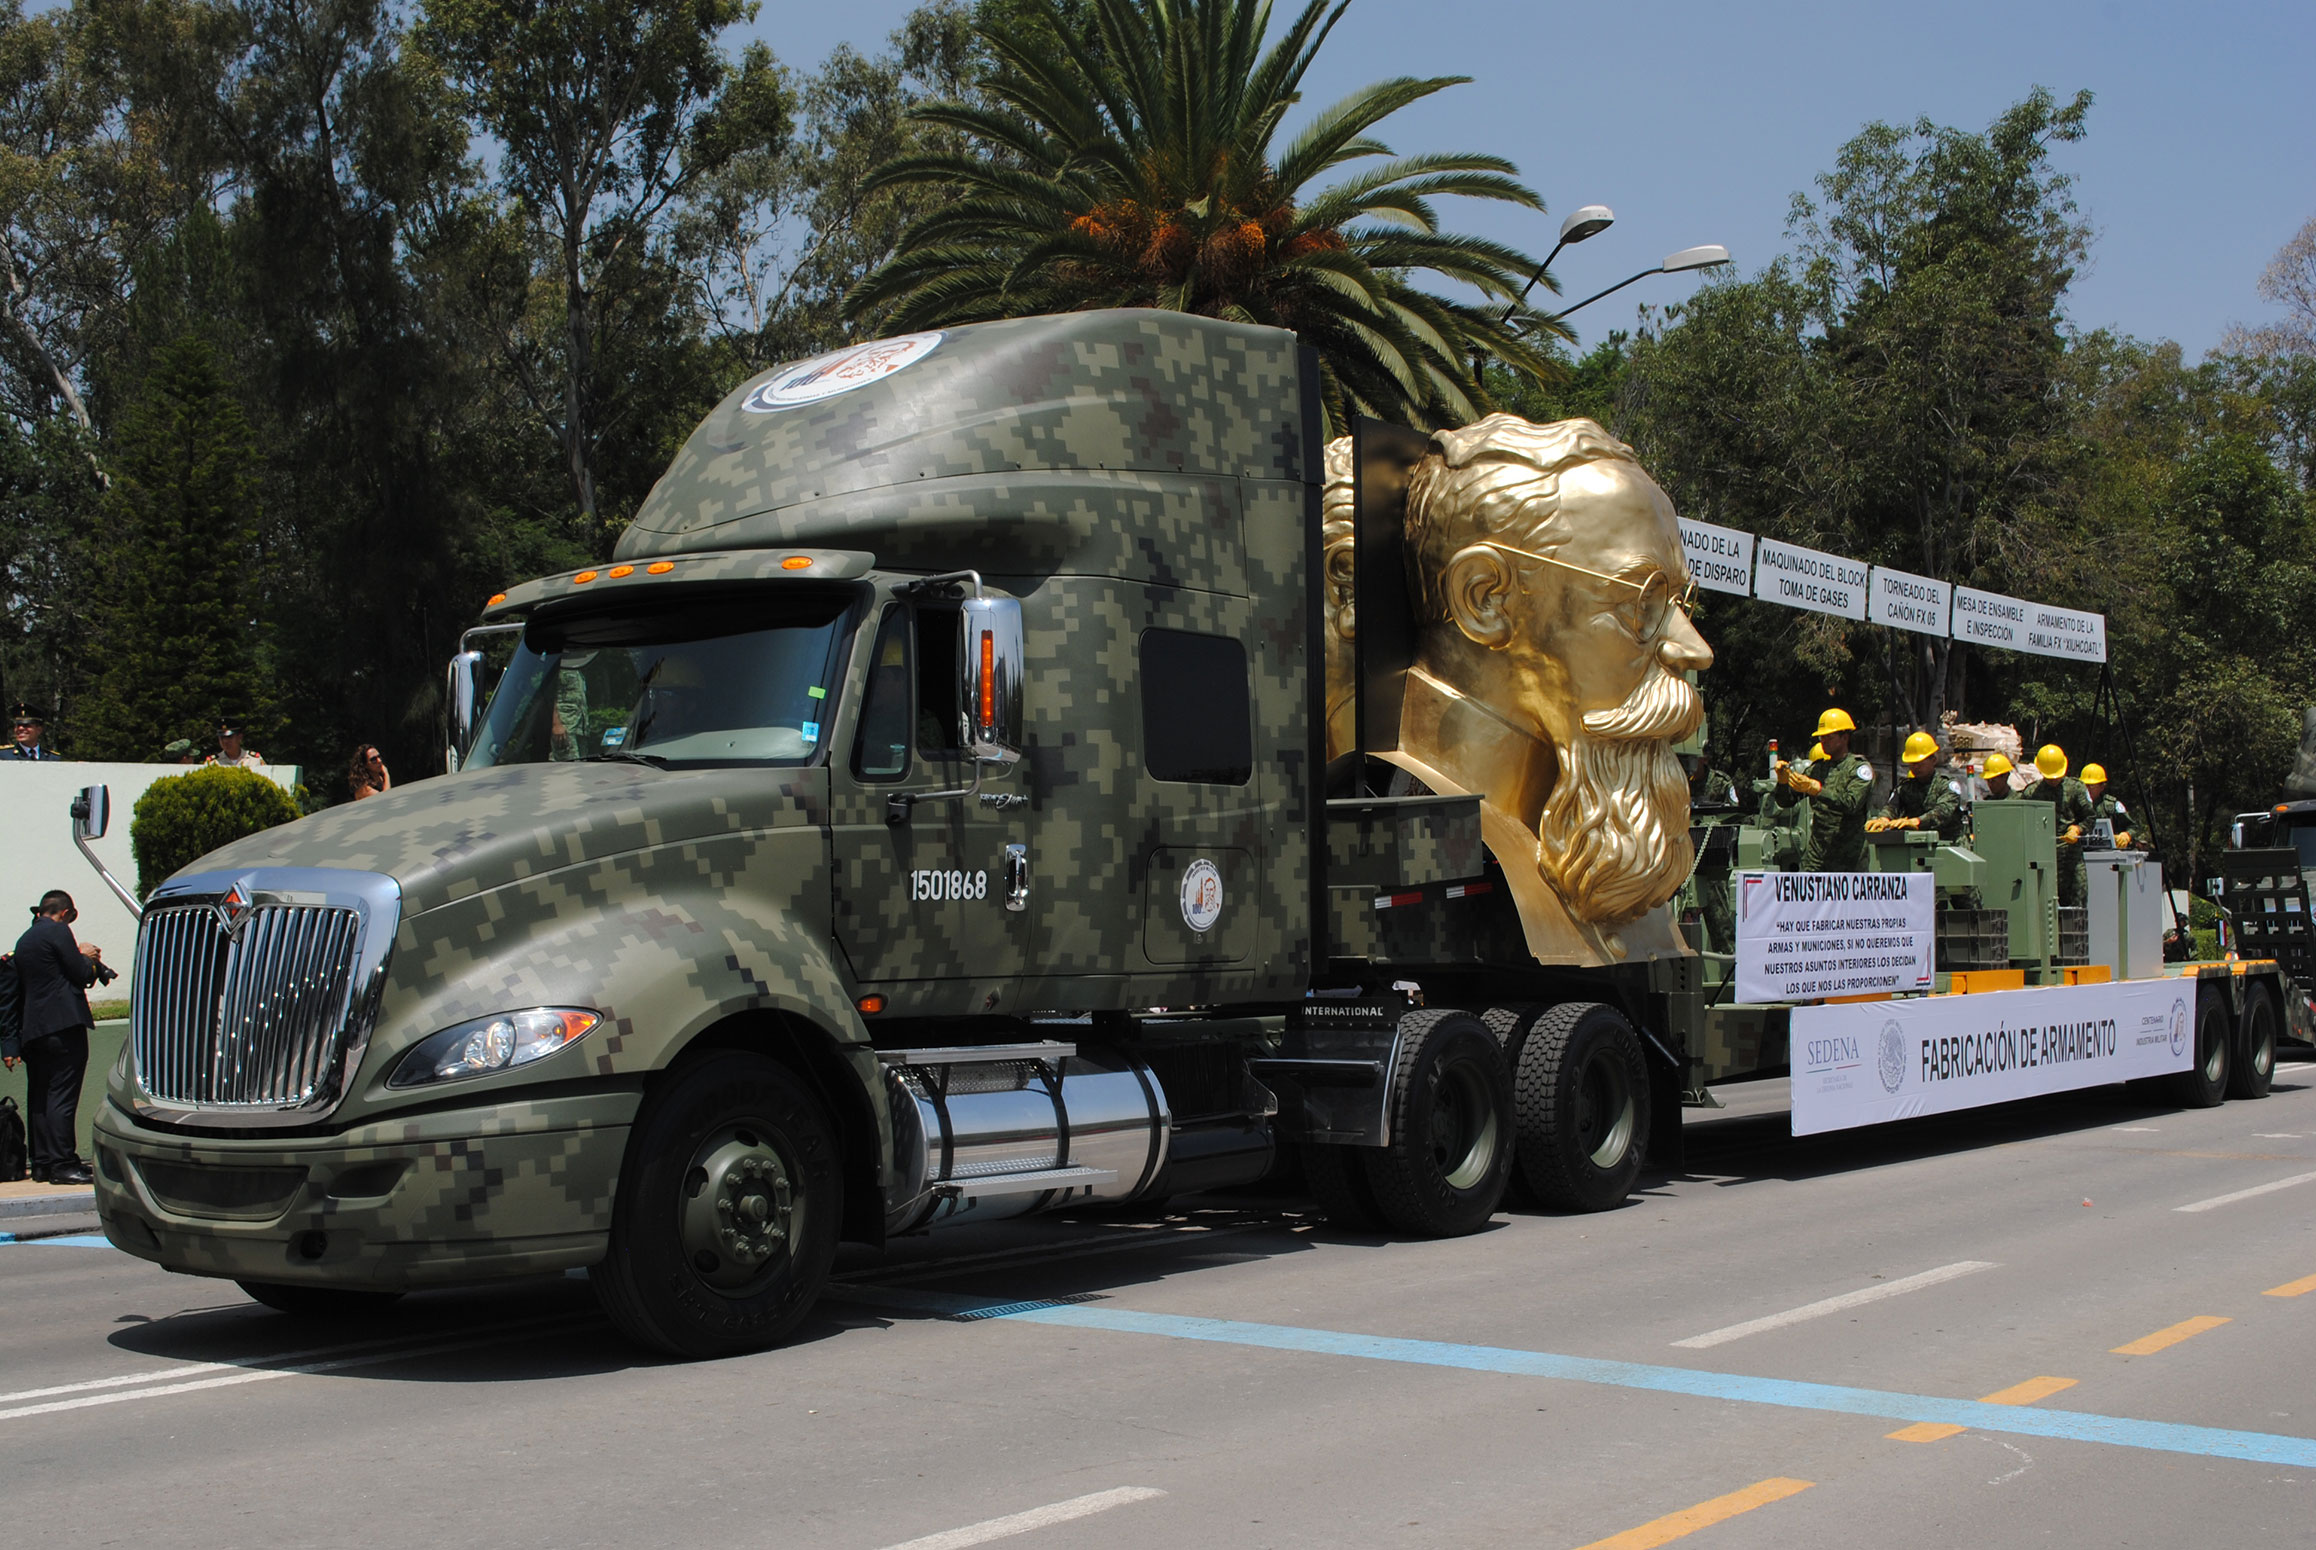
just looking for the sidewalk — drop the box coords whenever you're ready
[0,1177,100,1240]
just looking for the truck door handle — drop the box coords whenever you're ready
[1003,844,1030,912]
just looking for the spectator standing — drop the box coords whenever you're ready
[207,715,267,769]
[10,890,102,1184]
[348,743,392,800]
[163,738,201,764]
[5,702,62,760]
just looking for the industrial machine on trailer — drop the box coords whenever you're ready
[68,310,2308,1359]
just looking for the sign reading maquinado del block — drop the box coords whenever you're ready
[1735,871,1935,1004]
[1752,537,1868,620]
[1789,978,2191,1136]
[1677,517,1756,597]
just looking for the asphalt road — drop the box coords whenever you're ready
[6,1069,2315,1549]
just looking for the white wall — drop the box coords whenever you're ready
[0,761,300,988]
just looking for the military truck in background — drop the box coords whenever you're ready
[71,310,2311,1359]
[2219,706,2316,1016]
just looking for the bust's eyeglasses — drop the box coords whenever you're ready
[1481,541,1698,644]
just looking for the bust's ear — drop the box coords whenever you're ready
[1444,544,1518,650]
[1323,539,1357,641]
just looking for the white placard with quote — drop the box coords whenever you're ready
[1734,870,1936,1004]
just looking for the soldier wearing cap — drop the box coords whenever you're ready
[207,715,267,769]
[1869,730,1965,841]
[1773,707,1875,872]
[2027,743,2096,907]
[5,702,62,760]
[2081,762,2138,849]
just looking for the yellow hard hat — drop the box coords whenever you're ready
[1902,731,1939,764]
[1814,707,1856,737]
[2081,762,2107,785]
[1982,752,2014,780]
[1809,742,1826,762]
[2034,744,2068,779]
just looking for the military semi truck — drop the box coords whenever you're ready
[76,310,2309,1358]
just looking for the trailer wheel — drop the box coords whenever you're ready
[2167,992,2233,1110]
[1302,1141,1385,1231]
[1359,1010,1514,1237]
[595,1052,840,1359]
[2230,987,2279,1100]
[1483,1005,1545,1207]
[1515,1002,1651,1213]
[237,1282,403,1317]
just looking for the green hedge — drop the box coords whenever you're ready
[130,767,302,897]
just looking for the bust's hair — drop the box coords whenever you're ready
[1321,434,1355,547]
[1402,414,1640,620]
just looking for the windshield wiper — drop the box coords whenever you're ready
[585,751,671,770]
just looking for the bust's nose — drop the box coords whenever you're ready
[1658,605,1713,672]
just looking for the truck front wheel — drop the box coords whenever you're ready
[595,1052,841,1359]
[2167,993,2232,1110]
[1514,1002,1650,1212]
[1360,1010,1514,1236]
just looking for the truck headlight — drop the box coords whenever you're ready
[388,1008,600,1088]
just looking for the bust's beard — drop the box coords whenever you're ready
[1537,669,1704,928]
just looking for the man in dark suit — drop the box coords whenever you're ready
[9,891,103,1184]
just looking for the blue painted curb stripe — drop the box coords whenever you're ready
[0,1233,112,1248]
[834,1287,2316,1470]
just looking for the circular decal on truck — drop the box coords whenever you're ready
[1877,1020,1907,1093]
[1180,858,1224,934]
[740,331,945,413]
[2169,997,2189,1058]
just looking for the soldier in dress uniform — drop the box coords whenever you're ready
[5,703,62,760]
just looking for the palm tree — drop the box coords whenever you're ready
[842,0,1567,431]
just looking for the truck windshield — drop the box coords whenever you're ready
[465,590,854,770]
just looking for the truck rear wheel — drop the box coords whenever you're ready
[2230,987,2278,1100]
[594,1052,841,1359]
[1515,1002,1650,1213]
[2167,993,2232,1109]
[1359,1010,1514,1237]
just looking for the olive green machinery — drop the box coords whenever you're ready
[72,310,2301,1357]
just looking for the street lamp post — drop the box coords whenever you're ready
[1500,204,1616,326]
[1549,244,1731,321]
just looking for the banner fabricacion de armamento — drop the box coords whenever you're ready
[1789,979,2192,1136]
[1735,871,1936,1004]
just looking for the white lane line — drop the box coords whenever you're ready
[1672,1261,1998,1350]
[2254,1134,2304,1140]
[0,1315,597,1423]
[2175,1170,2316,1213]
[2110,1126,2160,1133]
[879,1487,1166,1550]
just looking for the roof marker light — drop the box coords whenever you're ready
[647,561,675,575]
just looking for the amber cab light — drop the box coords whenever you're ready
[781,555,813,570]
[647,561,675,575]
[607,564,634,578]
[856,995,886,1015]
[979,631,996,726]
[487,592,508,606]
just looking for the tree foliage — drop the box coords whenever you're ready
[129,762,300,895]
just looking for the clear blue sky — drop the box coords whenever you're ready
[749,0,2316,357]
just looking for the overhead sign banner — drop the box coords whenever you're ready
[1734,871,1935,1004]
[1789,978,2191,1136]
[2020,599,2108,664]
[1868,566,1950,636]
[1677,518,1755,597]
[1752,537,1868,620]
[1951,585,2029,649]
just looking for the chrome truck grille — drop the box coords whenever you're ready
[130,869,400,1121]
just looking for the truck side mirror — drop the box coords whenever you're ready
[72,784,109,841]
[445,649,485,773]
[958,595,1024,767]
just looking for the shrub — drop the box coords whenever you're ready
[130,767,302,897]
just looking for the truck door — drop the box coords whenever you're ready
[830,599,1031,1011]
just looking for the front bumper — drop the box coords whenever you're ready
[93,1090,638,1290]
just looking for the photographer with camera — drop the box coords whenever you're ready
[9,890,111,1184]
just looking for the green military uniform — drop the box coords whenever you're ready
[2089,791,2137,848]
[1777,752,1873,872]
[1881,770,1965,841]
[1680,768,1743,953]
[2029,775,2096,906]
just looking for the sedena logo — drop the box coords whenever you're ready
[1877,1019,1907,1093]
[740,331,945,412]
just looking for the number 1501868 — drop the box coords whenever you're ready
[910,868,988,902]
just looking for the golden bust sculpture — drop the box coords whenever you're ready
[1376,414,1713,963]
[1321,434,1358,763]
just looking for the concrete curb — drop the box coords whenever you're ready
[0,1213,102,1243]
[0,1189,97,1220]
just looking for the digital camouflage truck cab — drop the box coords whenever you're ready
[92,311,1376,1355]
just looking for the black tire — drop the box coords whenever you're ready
[1302,1140,1384,1231]
[1515,1002,1651,1213]
[1359,1009,1515,1236]
[593,1052,841,1359]
[1483,1005,1545,1208]
[237,1281,403,1317]
[2230,987,2279,1100]
[2167,993,2232,1109]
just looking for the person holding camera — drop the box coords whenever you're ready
[9,890,110,1184]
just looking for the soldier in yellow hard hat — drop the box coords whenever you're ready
[1868,730,1964,840]
[1773,707,1874,871]
[1977,751,2018,800]
[2026,743,2095,905]
[2080,762,2139,849]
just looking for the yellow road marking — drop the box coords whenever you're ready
[1573,1478,1814,1549]
[1887,1376,2078,1441]
[2112,1316,2231,1355]
[2265,1273,2316,1298]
